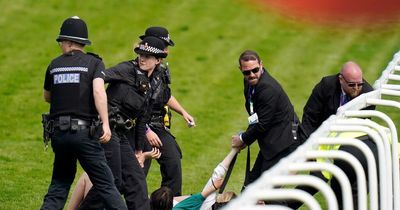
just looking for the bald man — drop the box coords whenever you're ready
[299,61,374,139]
[288,61,376,209]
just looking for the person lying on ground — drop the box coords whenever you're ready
[150,147,239,210]
[67,148,161,210]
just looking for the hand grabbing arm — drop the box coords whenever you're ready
[146,128,163,147]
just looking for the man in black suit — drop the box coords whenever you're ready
[300,61,374,139]
[231,50,300,184]
[289,61,377,209]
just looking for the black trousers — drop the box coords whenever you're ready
[144,126,183,196]
[331,139,379,210]
[249,141,300,184]
[41,129,127,210]
[79,131,149,210]
[287,138,379,209]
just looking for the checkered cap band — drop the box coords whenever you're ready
[139,44,164,54]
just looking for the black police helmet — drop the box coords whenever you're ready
[134,36,167,59]
[139,26,175,47]
[56,16,91,45]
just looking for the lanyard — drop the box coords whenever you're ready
[248,86,255,114]
[340,92,348,106]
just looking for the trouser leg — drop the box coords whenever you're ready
[254,142,300,206]
[250,141,299,184]
[77,130,126,210]
[41,131,77,210]
[120,135,150,210]
[248,152,264,184]
[332,139,378,210]
[286,171,328,209]
[156,129,182,196]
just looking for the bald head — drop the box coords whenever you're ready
[340,61,363,81]
[339,61,364,98]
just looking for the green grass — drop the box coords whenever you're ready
[1,0,400,209]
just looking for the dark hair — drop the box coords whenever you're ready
[150,187,173,210]
[238,50,260,66]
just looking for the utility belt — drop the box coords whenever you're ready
[109,106,136,132]
[41,114,100,150]
[53,116,92,131]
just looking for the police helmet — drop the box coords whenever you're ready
[56,16,91,45]
[139,26,175,47]
[134,36,167,58]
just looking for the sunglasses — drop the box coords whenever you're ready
[340,74,364,88]
[241,67,260,76]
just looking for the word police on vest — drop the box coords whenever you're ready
[54,73,80,84]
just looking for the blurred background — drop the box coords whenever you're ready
[1,0,400,208]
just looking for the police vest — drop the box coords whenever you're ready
[106,61,151,119]
[149,64,172,126]
[44,50,105,119]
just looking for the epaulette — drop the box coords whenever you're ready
[130,59,138,66]
[86,52,102,60]
[161,63,171,84]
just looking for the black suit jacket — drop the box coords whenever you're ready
[241,69,297,160]
[301,74,374,139]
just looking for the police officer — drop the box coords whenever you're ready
[139,27,196,196]
[41,16,127,210]
[78,36,167,210]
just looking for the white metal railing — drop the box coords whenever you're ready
[223,51,400,210]
[315,138,378,210]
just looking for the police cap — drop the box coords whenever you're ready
[56,16,91,45]
[134,37,167,58]
[139,26,175,47]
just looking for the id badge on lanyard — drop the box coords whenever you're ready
[248,87,258,125]
[248,103,258,125]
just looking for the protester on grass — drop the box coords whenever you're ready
[41,16,126,210]
[70,147,238,210]
[67,149,161,210]
[150,147,239,210]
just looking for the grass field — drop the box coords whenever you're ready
[1,0,400,209]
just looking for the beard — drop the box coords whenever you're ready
[247,77,259,86]
[347,89,361,99]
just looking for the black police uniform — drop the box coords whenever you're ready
[41,50,126,210]
[79,59,151,210]
[142,63,183,196]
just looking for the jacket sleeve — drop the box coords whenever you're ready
[133,116,146,151]
[301,80,326,138]
[241,84,278,145]
[134,104,152,151]
[103,62,133,84]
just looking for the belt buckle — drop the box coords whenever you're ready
[124,118,136,130]
[77,119,90,126]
